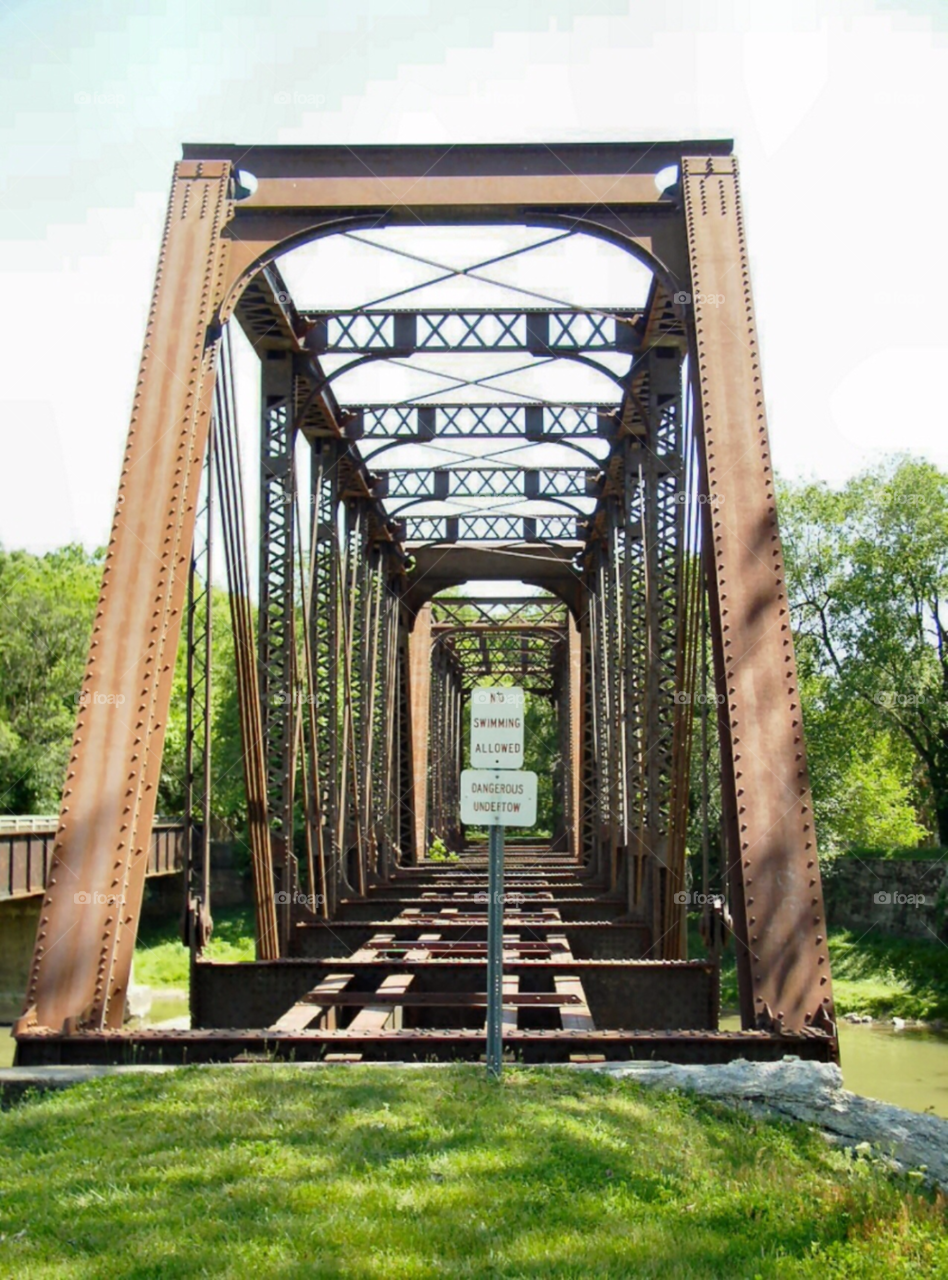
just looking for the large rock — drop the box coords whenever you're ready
[587,1057,948,1190]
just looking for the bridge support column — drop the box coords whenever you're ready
[260,352,297,952]
[682,154,834,1033]
[408,604,432,862]
[16,160,231,1034]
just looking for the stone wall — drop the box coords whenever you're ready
[0,898,41,1021]
[140,841,250,926]
[822,856,948,941]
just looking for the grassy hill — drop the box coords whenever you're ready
[1,1066,945,1278]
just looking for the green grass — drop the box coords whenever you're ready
[133,908,256,991]
[712,928,948,1022]
[826,930,948,1021]
[0,1067,945,1278]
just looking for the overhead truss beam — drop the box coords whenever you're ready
[304,309,642,355]
[346,403,619,441]
[375,467,599,505]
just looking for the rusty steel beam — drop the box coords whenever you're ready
[16,160,231,1035]
[681,154,833,1034]
[408,604,433,862]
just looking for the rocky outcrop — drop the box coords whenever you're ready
[587,1057,948,1190]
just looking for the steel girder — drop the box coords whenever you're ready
[681,155,834,1033]
[408,604,433,864]
[349,404,616,441]
[433,627,566,694]
[432,597,569,628]
[259,353,297,949]
[303,308,641,355]
[427,641,464,849]
[402,515,583,545]
[310,438,340,913]
[376,467,597,506]
[17,160,232,1034]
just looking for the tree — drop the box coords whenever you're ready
[157,584,248,829]
[0,545,103,812]
[779,457,948,845]
[0,547,249,830]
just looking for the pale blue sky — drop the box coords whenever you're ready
[1,0,946,554]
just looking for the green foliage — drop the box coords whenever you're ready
[0,545,102,813]
[0,1067,945,1277]
[134,907,256,990]
[779,457,948,849]
[522,690,560,837]
[0,547,250,840]
[158,585,248,831]
[427,835,448,859]
[795,656,929,854]
[426,837,459,863]
[826,929,948,1022]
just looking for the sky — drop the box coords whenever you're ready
[0,0,946,559]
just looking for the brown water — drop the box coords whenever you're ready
[3,1009,948,1117]
[719,1015,948,1117]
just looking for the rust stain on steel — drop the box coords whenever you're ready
[681,154,834,1034]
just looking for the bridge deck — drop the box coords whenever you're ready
[14,846,837,1066]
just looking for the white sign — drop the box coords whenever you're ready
[460,769,537,827]
[470,686,525,768]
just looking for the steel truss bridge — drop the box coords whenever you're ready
[14,142,837,1066]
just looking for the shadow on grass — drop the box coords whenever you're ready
[0,1066,945,1278]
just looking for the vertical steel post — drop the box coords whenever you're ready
[259,351,296,950]
[183,417,213,951]
[682,153,834,1033]
[17,160,231,1034]
[486,820,504,1078]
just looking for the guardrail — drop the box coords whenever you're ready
[0,820,187,901]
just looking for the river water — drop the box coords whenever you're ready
[3,1010,948,1117]
[719,1015,948,1116]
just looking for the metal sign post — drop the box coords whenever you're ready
[486,821,504,1077]
[465,687,536,1079]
